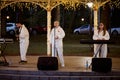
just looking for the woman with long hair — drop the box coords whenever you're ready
[93,23,110,58]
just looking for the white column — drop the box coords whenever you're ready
[0,10,1,37]
[0,10,1,54]
[47,10,51,56]
[94,10,98,34]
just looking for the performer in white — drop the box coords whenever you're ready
[16,22,29,64]
[93,23,110,58]
[50,21,65,67]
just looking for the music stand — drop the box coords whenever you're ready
[80,39,114,68]
[0,38,13,66]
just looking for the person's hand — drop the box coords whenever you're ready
[102,38,105,40]
[16,35,19,38]
[97,39,101,40]
[55,36,59,39]
[16,35,19,40]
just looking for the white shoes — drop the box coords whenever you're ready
[61,64,65,67]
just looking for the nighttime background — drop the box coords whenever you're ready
[1,3,120,35]
[1,2,120,56]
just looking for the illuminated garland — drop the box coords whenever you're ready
[0,0,120,11]
[109,0,120,8]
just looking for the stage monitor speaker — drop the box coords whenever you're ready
[92,58,112,72]
[37,57,58,70]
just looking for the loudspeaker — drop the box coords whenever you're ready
[37,57,58,70]
[92,58,112,72]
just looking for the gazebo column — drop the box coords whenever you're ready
[93,9,98,34]
[0,10,1,54]
[93,0,110,34]
[0,10,1,38]
[47,10,51,56]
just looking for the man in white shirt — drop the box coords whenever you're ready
[50,21,65,67]
[16,22,29,64]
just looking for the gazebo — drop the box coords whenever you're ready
[0,0,113,55]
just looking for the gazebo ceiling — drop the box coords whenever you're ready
[1,0,82,11]
[1,0,114,11]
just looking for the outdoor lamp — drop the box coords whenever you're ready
[87,2,93,8]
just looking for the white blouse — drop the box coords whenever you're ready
[93,30,110,40]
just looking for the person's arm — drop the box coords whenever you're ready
[102,31,110,40]
[93,31,99,40]
[57,27,65,39]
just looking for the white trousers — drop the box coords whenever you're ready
[94,44,108,58]
[52,46,64,66]
[20,40,29,61]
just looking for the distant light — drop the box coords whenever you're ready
[81,18,84,21]
[87,2,93,8]
[6,16,10,19]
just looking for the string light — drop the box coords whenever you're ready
[1,0,120,11]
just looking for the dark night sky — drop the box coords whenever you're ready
[111,8,120,27]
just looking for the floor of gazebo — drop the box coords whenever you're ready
[0,56,120,80]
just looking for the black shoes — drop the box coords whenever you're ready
[19,60,27,64]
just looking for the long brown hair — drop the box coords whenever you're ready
[98,23,106,36]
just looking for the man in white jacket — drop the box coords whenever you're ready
[93,23,110,58]
[16,22,29,64]
[50,21,65,67]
